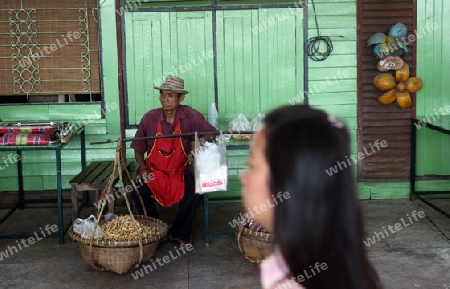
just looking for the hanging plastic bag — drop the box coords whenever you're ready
[194,132,228,194]
[80,214,104,240]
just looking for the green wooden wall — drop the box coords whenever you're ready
[125,11,215,125]
[125,7,303,126]
[1,0,449,199]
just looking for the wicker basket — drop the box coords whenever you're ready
[68,215,168,274]
[234,224,274,260]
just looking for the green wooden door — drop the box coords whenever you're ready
[216,8,304,123]
[126,7,303,126]
[416,0,450,176]
[125,12,215,126]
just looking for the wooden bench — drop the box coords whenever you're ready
[69,160,131,223]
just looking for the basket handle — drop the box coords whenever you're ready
[236,224,245,255]
[87,139,146,266]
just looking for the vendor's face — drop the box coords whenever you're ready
[240,130,273,231]
[159,90,184,111]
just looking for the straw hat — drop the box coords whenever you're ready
[154,75,189,94]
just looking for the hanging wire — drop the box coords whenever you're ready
[306,0,338,62]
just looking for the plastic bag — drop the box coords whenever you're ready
[228,113,252,132]
[251,113,265,131]
[72,218,84,235]
[208,102,219,129]
[80,214,104,240]
[104,212,117,223]
[194,132,228,194]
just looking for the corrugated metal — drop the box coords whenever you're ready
[357,0,415,181]
[415,0,450,176]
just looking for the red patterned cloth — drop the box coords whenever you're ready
[0,125,55,134]
[0,133,56,146]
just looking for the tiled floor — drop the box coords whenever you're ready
[0,198,449,289]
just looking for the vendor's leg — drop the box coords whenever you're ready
[132,183,159,219]
[170,174,200,242]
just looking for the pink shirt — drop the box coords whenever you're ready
[261,246,305,289]
[131,105,217,155]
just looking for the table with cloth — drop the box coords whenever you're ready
[0,122,86,244]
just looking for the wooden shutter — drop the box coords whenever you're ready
[0,0,99,96]
[357,0,416,181]
[216,8,303,122]
[124,11,215,125]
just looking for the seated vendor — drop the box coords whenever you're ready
[130,75,217,245]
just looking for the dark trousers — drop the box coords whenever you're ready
[131,174,201,242]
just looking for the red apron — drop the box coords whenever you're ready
[146,119,188,207]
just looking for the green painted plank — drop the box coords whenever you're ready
[0,105,103,132]
[100,0,121,134]
[361,182,410,199]
[125,0,210,8]
[311,104,356,118]
[415,180,450,191]
[416,0,450,176]
[48,104,102,120]
[308,55,357,68]
[308,28,356,41]
[308,79,356,94]
[259,8,303,114]
[308,3,355,16]
[0,105,49,122]
[43,175,79,190]
[307,15,355,30]
[0,176,43,191]
[124,13,137,125]
[308,67,356,81]
[356,187,371,199]
[307,91,357,106]
[84,120,107,135]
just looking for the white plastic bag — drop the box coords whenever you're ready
[208,102,219,129]
[228,113,252,133]
[80,214,104,240]
[195,132,228,194]
[72,218,84,235]
[252,113,265,131]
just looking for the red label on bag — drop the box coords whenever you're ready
[201,179,224,188]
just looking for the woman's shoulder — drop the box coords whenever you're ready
[261,247,305,289]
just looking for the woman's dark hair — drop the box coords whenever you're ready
[263,105,381,289]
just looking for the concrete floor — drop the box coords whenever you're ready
[0,198,449,289]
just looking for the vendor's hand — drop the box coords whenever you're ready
[136,168,152,185]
